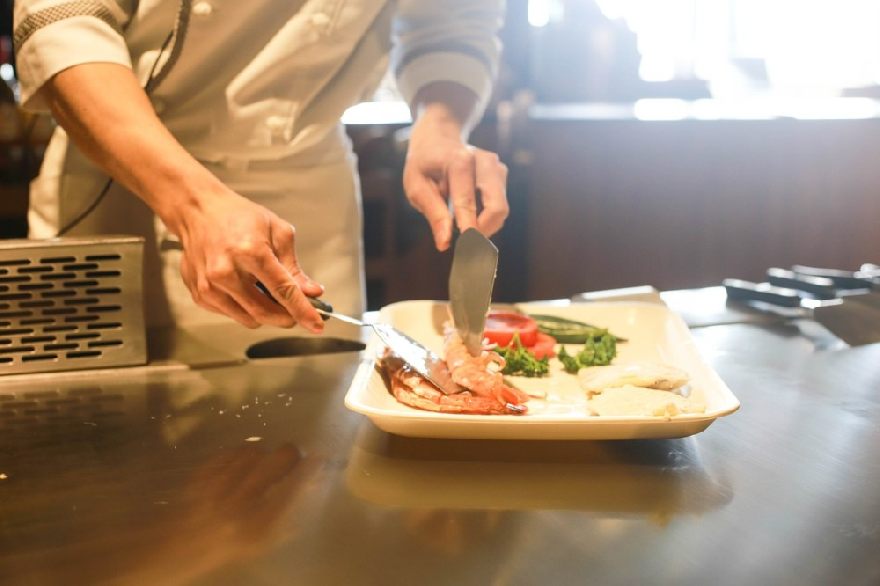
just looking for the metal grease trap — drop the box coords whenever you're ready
[0,237,146,375]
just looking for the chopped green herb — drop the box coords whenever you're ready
[557,345,581,374]
[493,333,550,377]
[557,331,617,373]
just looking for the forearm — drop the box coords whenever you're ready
[38,64,324,330]
[44,62,221,233]
[411,81,481,139]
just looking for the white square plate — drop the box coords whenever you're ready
[344,300,739,440]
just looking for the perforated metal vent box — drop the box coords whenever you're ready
[0,237,146,375]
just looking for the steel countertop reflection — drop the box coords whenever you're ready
[1,291,879,585]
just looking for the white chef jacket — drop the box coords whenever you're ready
[13,0,503,327]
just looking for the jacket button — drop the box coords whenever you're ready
[265,116,290,143]
[192,2,213,16]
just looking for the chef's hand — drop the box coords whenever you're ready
[403,101,509,252]
[172,187,326,331]
[41,64,325,331]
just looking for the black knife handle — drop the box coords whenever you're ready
[255,281,333,320]
[766,268,837,299]
[723,278,802,308]
[307,296,334,315]
[791,265,874,290]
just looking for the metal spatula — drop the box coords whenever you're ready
[307,298,463,395]
[255,282,461,394]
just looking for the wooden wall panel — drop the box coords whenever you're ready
[523,118,880,299]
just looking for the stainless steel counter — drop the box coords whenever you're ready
[1,290,879,585]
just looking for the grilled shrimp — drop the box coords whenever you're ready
[443,327,530,407]
[381,355,526,415]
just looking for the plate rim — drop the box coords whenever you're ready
[343,299,741,434]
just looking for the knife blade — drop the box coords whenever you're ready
[448,228,499,356]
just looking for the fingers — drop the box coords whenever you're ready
[474,150,509,236]
[203,250,298,329]
[405,170,453,251]
[405,147,509,249]
[439,148,508,243]
[181,255,260,328]
[447,148,479,236]
[270,221,324,298]
[181,237,321,331]
[172,187,333,331]
[239,246,325,333]
[202,289,262,329]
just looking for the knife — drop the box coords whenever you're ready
[723,278,880,345]
[766,268,838,299]
[791,264,880,291]
[448,228,499,356]
[789,264,880,311]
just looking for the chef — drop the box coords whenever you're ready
[13,0,509,332]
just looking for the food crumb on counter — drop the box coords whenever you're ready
[245,436,262,442]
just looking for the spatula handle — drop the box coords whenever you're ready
[307,296,334,315]
[256,281,333,321]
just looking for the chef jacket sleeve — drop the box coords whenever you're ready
[392,0,504,117]
[13,0,132,111]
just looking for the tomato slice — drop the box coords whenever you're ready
[529,332,557,359]
[483,311,538,347]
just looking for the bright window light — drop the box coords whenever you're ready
[595,0,880,95]
[528,0,552,28]
[0,63,14,82]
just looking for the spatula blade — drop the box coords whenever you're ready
[371,324,462,394]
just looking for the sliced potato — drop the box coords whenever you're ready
[588,386,705,418]
[578,362,689,394]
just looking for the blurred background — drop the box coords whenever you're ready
[3,0,880,309]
